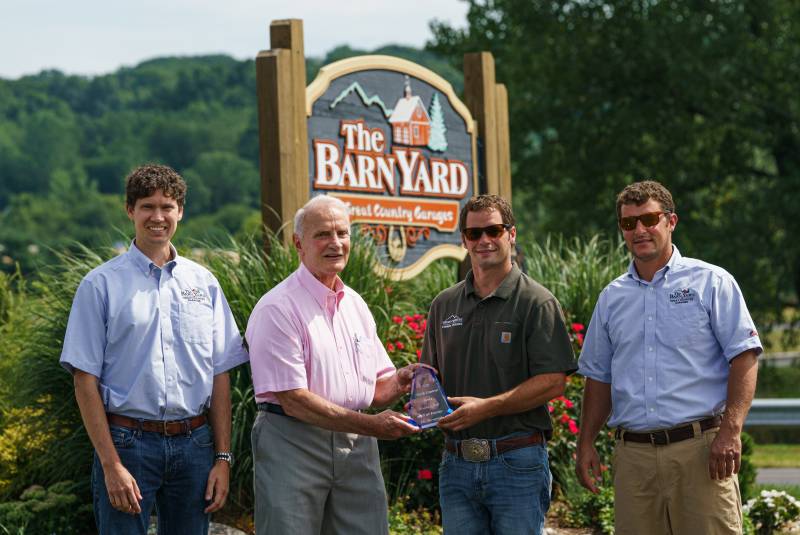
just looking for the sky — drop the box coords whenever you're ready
[0,0,469,79]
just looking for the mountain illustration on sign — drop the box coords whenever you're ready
[329,75,447,151]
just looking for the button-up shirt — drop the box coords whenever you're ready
[246,263,395,410]
[60,241,249,420]
[578,246,762,431]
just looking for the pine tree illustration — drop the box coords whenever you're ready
[427,93,448,152]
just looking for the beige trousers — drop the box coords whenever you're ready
[613,428,742,535]
[252,410,389,535]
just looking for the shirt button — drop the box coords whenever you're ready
[649,408,655,412]
[648,316,653,321]
[649,287,654,291]
[648,377,653,381]
[648,346,654,352]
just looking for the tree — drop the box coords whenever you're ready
[429,0,800,321]
[427,93,448,152]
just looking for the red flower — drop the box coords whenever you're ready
[404,315,413,322]
[560,413,570,423]
[576,333,584,346]
[413,313,424,321]
[571,323,585,333]
[387,342,395,352]
[392,316,403,324]
[417,469,433,480]
[396,342,405,350]
[568,420,579,434]
[385,286,394,294]
[564,399,574,409]
[408,321,420,332]
[416,349,422,361]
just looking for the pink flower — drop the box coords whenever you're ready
[548,404,554,413]
[416,349,422,361]
[417,469,433,480]
[404,315,413,322]
[576,333,584,346]
[387,342,395,352]
[396,342,405,350]
[568,420,579,434]
[392,316,403,324]
[408,321,420,332]
[571,323,585,333]
[564,399,574,409]
[413,313,424,321]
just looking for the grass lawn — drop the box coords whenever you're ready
[752,444,800,468]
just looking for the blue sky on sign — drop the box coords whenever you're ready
[0,0,468,79]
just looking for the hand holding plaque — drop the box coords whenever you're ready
[407,367,452,429]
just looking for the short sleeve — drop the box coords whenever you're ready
[209,277,249,375]
[246,303,308,396]
[710,273,763,361]
[577,291,613,383]
[60,278,107,376]
[526,298,577,376]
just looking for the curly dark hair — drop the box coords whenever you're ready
[615,180,675,219]
[458,194,515,232]
[125,164,187,208]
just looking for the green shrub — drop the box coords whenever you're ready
[0,481,93,534]
[739,432,757,500]
[388,496,442,535]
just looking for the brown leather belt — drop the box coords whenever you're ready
[616,415,722,446]
[446,433,544,462]
[107,413,207,436]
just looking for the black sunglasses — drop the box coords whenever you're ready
[462,224,512,241]
[618,211,670,231]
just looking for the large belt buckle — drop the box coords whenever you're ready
[461,438,490,462]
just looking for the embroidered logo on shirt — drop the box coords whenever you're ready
[500,331,512,344]
[441,314,463,329]
[749,329,758,338]
[181,287,208,303]
[668,288,696,305]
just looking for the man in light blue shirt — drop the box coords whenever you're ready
[60,164,248,535]
[576,181,761,535]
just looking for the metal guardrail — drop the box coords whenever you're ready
[745,399,800,426]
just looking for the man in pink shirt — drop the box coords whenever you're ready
[246,195,421,535]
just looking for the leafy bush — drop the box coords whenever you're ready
[739,432,757,501]
[388,496,442,535]
[744,489,800,535]
[0,481,93,534]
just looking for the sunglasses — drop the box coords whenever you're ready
[618,211,670,231]
[462,224,512,241]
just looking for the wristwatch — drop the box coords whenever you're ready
[214,452,234,467]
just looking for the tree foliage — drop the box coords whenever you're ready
[428,0,800,321]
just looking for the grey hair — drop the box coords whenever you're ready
[293,195,350,238]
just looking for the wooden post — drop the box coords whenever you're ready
[463,52,499,196]
[495,83,512,204]
[255,19,309,248]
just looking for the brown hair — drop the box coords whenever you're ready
[458,194,515,232]
[616,180,675,219]
[125,164,187,208]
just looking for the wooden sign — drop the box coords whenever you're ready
[306,56,477,279]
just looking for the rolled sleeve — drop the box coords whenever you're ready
[246,303,308,396]
[577,292,613,383]
[210,280,249,375]
[710,273,763,362]
[60,278,107,377]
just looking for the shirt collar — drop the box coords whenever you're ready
[127,240,179,276]
[464,264,521,300]
[297,262,345,309]
[626,245,682,283]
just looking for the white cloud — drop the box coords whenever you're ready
[0,0,468,79]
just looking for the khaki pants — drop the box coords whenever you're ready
[251,410,389,535]
[613,427,742,535]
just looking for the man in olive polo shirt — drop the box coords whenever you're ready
[421,194,576,535]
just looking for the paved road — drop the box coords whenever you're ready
[757,468,800,486]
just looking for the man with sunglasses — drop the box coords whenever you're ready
[421,194,576,534]
[576,180,761,534]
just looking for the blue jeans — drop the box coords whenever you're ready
[92,423,214,535]
[439,437,552,535]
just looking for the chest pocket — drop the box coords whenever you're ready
[665,299,708,346]
[353,334,377,386]
[180,300,213,344]
[490,321,521,367]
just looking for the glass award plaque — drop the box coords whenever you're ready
[407,367,452,429]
